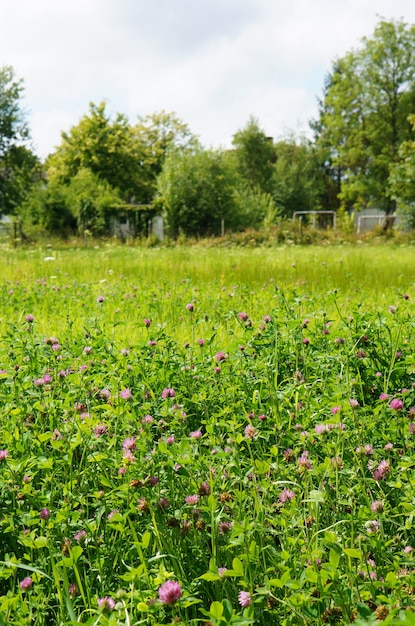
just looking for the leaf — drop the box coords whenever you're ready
[344,548,362,559]
[209,601,223,620]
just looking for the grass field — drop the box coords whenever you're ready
[1,244,415,625]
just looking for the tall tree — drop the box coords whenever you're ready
[0,66,39,214]
[133,111,196,201]
[313,19,415,213]
[46,101,143,202]
[231,116,275,195]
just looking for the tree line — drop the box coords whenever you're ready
[2,17,415,238]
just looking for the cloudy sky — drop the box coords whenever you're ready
[1,0,415,158]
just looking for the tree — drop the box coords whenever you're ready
[133,111,196,202]
[271,137,326,218]
[46,102,144,201]
[313,19,415,213]
[156,146,243,237]
[0,66,39,214]
[231,116,275,195]
[389,115,415,226]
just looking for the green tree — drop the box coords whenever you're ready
[271,137,326,218]
[156,146,243,237]
[46,101,143,201]
[314,19,415,213]
[231,116,275,195]
[133,111,196,202]
[0,66,39,214]
[389,115,415,226]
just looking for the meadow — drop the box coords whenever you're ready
[1,243,415,625]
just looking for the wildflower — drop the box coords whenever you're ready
[334,337,345,345]
[141,414,154,425]
[302,337,310,345]
[148,340,157,347]
[298,451,313,471]
[263,315,271,323]
[94,424,108,437]
[158,580,182,605]
[158,497,170,509]
[331,406,341,414]
[162,387,176,398]
[122,449,136,464]
[355,350,366,359]
[403,293,410,300]
[279,489,295,503]
[185,494,199,505]
[143,318,151,327]
[98,597,116,611]
[198,481,210,496]
[379,393,389,401]
[166,435,175,445]
[331,455,344,468]
[197,338,205,346]
[190,429,202,439]
[390,398,403,411]
[40,508,50,520]
[83,346,93,355]
[389,305,397,314]
[119,388,132,400]
[215,351,227,363]
[74,530,87,542]
[244,424,258,439]
[373,459,391,481]
[315,424,327,434]
[238,591,252,608]
[404,546,413,555]
[137,498,149,512]
[96,295,104,303]
[20,577,33,590]
[219,521,232,534]
[349,398,360,408]
[107,509,119,521]
[371,500,384,513]
[384,442,394,451]
[238,311,249,322]
[25,314,34,323]
[364,444,374,455]
[218,567,228,577]
[122,436,136,451]
[365,520,380,534]
[100,388,111,401]
[0,449,9,461]
[186,302,194,311]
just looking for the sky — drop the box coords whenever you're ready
[1,0,415,159]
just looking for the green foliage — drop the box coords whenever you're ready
[156,145,243,236]
[0,247,414,624]
[134,110,197,202]
[231,115,275,195]
[314,19,415,212]
[272,137,325,218]
[46,101,143,201]
[0,66,39,214]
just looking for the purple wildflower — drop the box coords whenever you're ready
[40,508,50,520]
[215,351,227,363]
[186,303,194,312]
[238,591,252,608]
[185,494,199,505]
[279,489,295,503]
[390,398,403,411]
[158,580,182,605]
[20,577,33,590]
[25,314,34,323]
[119,388,132,400]
[98,597,116,611]
[0,449,9,461]
[161,387,175,398]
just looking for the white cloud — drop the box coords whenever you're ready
[1,0,415,157]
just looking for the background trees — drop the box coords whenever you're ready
[314,19,415,213]
[5,17,415,238]
[0,66,40,215]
